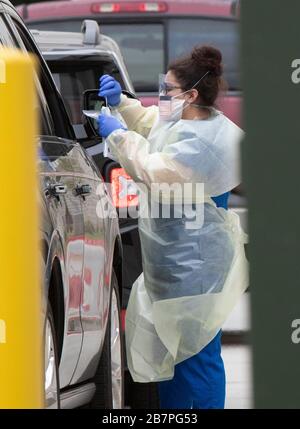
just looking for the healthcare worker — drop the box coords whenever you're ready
[97,45,248,409]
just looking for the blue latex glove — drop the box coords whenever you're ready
[99,74,122,107]
[98,114,127,138]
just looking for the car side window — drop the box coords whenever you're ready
[4,13,75,141]
[48,56,125,127]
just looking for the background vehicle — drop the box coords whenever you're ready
[32,21,159,408]
[1,0,124,409]
[17,0,241,123]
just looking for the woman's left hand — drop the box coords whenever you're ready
[97,114,127,138]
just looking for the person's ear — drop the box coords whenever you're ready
[187,89,199,103]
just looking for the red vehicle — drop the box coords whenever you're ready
[17,0,241,126]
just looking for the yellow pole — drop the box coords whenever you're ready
[0,48,43,408]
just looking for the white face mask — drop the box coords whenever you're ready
[158,96,186,122]
[158,71,210,122]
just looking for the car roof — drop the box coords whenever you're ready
[31,27,121,54]
[17,0,236,21]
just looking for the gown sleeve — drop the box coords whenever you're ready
[112,94,159,139]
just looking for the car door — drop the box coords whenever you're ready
[38,138,85,387]
[1,9,85,387]
[65,144,107,384]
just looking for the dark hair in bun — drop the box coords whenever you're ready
[168,45,226,107]
[191,46,223,77]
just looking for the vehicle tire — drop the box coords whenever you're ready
[44,303,61,409]
[89,269,124,409]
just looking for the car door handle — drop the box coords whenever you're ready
[45,183,67,198]
[75,184,92,196]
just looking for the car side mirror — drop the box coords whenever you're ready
[83,89,106,113]
[83,89,138,111]
[82,89,106,137]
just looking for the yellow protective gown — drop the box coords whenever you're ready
[107,95,249,382]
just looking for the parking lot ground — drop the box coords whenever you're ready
[223,344,252,409]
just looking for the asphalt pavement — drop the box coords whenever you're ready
[223,344,252,409]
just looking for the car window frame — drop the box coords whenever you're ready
[45,51,124,122]
[3,5,76,141]
[0,12,54,136]
[0,13,16,45]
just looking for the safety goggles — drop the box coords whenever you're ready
[159,82,182,96]
[159,71,210,96]
[159,74,182,95]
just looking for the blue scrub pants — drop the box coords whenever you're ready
[158,331,225,409]
[158,192,230,409]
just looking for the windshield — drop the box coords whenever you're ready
[29,18,239,91]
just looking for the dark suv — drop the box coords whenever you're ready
[0,0,124,409]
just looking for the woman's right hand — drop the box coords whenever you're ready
[99,75,122,107]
